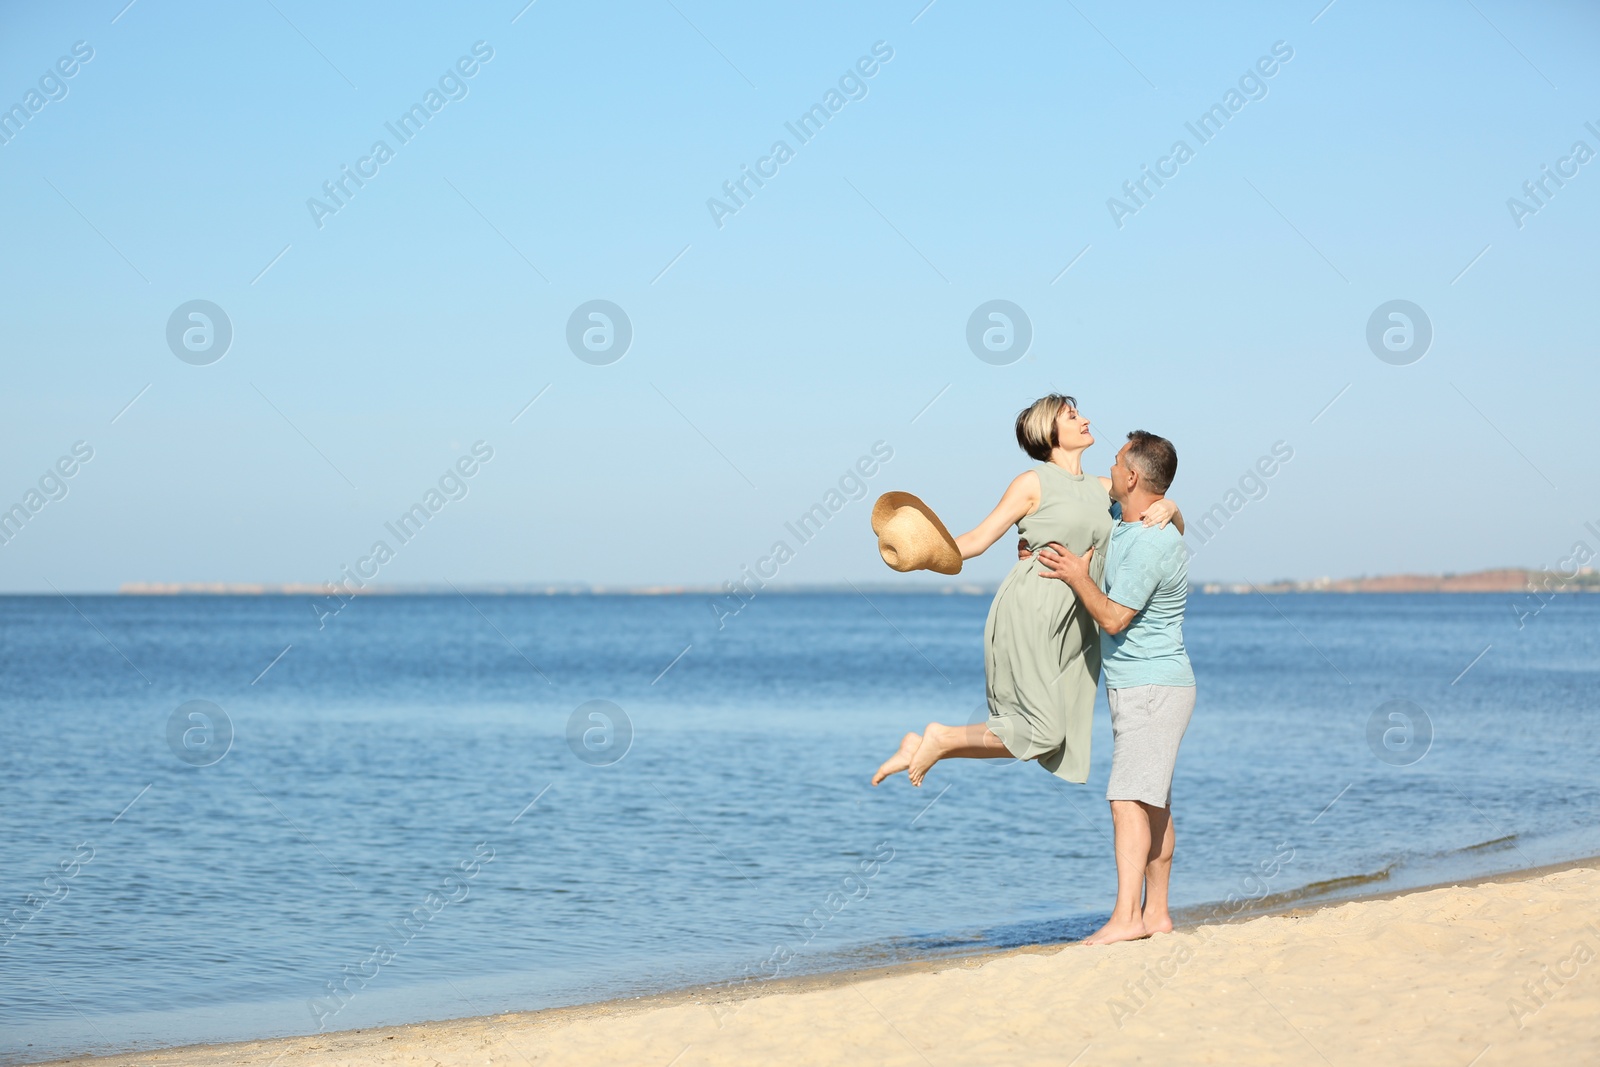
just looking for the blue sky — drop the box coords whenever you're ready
[1,0,1596,592]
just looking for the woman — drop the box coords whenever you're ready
[872,394,1180,787]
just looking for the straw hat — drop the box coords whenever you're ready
[871,492,962,575]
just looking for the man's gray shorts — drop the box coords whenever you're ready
[1106,684,1196,808]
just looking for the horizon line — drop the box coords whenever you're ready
[0,564,1588,597]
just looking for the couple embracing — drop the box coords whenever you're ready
[871,394,1195,946]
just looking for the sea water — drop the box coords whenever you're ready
[3,591,1597,1061]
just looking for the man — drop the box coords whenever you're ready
[1037,430,1194,946]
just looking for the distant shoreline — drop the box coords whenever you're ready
[93,566,1599,596]
[0,567,1589,598]
[1204,565,1600,595]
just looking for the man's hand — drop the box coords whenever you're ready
[1017,537,1032,561]
[1039,542,1138,633]
[1037,542,1093,585]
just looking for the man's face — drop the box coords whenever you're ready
[1109,444,1134,503]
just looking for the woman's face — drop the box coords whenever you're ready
[1055,405,1094,451]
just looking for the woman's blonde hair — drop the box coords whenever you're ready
[1014,394,1077,461]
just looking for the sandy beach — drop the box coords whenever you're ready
[40,863,1599,1067]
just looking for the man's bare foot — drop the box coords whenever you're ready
[906,723,950,787]
[1082,915,1150,945]
[872,732,922,786]
[1141,912,1174,935]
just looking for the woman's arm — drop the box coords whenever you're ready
[954,472,1039,560]
[1142,499,1185,535]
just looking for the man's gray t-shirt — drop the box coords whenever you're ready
[1099,512,1194,688]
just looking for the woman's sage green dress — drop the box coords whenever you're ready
[983,462,1113,782]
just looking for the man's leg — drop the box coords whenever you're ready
[904,723,1014,786]
[1142,804,1174,934]
[1083,800,1152,945]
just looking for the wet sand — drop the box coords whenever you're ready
[38,861,1600,1066]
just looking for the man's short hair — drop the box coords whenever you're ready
[1014,394,1077,461]
[1125,430,1177,494]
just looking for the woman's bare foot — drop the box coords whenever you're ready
[871,732,922,786]
[1141,911,1174,935]
[1082,915,1151,945]
[906,723,952,787]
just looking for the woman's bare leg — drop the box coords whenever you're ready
[906,723,1014,786]
[872,732,923,786]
